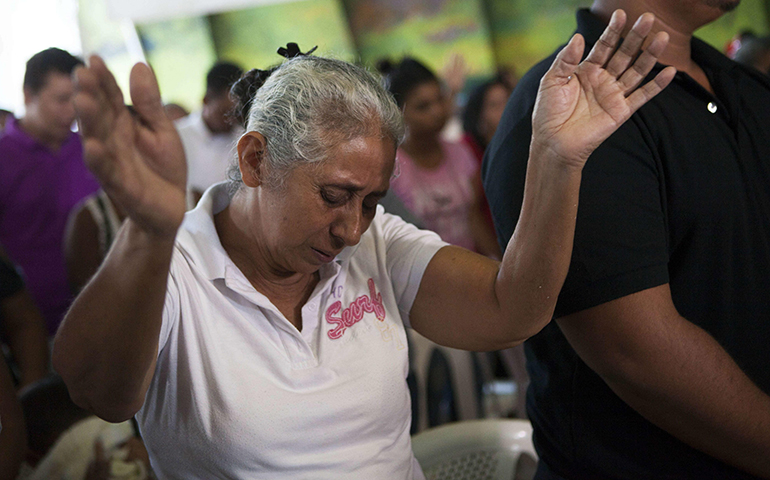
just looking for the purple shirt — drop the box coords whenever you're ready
[0,118,99,334]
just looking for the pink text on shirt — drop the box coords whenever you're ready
[325,278,386,339]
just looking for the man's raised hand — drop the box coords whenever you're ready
[531,10,676,168]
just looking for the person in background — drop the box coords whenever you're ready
[63,189,127,294]
[0,48,100,336]
[381,58,501,258]
[53,22,671,478]
[0,109,14,131]
[461,77,513,233]
[462,78,513,162]
[484,1,770,478]
[163,103,188,122]
[733,34,770,75]
[18,374,153,480]
[176,62,244,204]
[0,246,49,390]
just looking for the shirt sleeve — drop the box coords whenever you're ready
[158,247,183,355]
[554,118,669,317]
[484,77,669,319]
[377,206,447,323]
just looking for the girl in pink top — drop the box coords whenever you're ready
[382,58,500,257]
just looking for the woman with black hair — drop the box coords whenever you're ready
[381,58,502,258]
[461,77,514,236]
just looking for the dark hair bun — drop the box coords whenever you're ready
[230,68,276,129]
[375,58,395,75]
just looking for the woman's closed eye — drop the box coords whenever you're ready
[321,188,350,206]
[363,195,380,213]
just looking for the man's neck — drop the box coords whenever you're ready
[590,0,722,91]
[17,117,66,152]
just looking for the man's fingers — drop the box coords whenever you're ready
[129,62,167,130]
[584,10,626,67]
[619,31,670,95]
[605,13,655,78]
[625,66,676,114]
[547,33,585,82]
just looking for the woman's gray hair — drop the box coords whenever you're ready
[227,55,404,193]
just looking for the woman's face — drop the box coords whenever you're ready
[253,135,396,276]
[402,81,448,137]
[479,83,511,145]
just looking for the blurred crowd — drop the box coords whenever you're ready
[2,11,770,478]
[0,42,523,480]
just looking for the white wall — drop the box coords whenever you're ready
[106,0,292,23]
[0,0,82,114]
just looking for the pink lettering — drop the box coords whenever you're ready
[325,278,386,339]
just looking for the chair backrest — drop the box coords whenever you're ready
[408,330,482,432]
[412,419,538,480]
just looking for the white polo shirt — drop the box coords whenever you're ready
[136,184,446,479]
[175,112,243,193]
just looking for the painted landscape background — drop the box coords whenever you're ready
[78,0,770,109]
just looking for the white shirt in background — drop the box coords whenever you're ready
[175,112,243,193]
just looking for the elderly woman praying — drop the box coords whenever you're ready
[54,10,674,480]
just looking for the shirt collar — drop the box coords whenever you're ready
[175,184,226,280]
[176,182,360,282]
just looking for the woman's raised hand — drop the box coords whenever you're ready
[73,56,187,239]
[531,10,676,168]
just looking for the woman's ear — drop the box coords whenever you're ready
[237,131,268,188]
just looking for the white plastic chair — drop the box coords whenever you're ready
[412,419,538,480]
[407,330,530,433]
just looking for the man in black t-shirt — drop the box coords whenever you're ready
[483,1,770,479]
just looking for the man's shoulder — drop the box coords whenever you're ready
[0,131,36,167]
[0,128,25,150]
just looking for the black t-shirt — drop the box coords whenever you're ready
[483,9,770,480]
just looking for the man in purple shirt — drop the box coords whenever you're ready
[0,48,99,335]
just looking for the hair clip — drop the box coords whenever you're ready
[277,43,318,59]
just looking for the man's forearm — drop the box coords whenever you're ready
[609,321,770,478]
[561,289,770,478]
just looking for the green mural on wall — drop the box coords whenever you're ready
[483,0,770,77]
[85,0,770,111]
[342,0,496,80]
[137,17,218,111]
[209,0,357,71]
[696,0,769,50]
[483,0,588,75]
